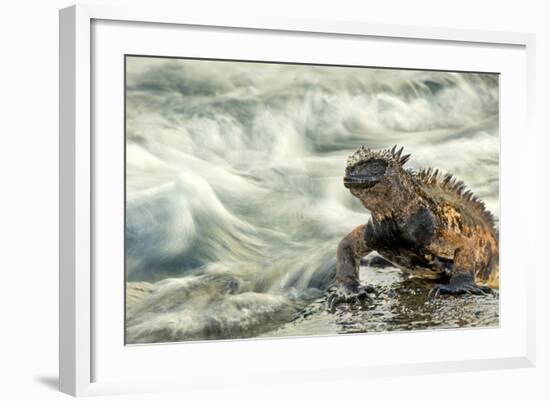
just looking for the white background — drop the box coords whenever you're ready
[0,0,548,400]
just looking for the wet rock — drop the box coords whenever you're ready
[262,263,499,338]
[361,253,394,268]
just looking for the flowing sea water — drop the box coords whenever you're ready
[125,57,499,344]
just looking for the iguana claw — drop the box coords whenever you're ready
[429,282,493,298]
[326,284,374,312]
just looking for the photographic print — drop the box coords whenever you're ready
[124,56,499,344]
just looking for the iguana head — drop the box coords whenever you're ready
[344,145,413,214]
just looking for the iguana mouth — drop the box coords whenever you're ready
[343,175,381,189]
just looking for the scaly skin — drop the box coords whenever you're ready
[328,145,499,309]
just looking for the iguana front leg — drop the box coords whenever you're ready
[327,224,374,311]
[430,246,493,297]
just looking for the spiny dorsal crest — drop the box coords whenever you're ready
[346,145,411,170]
[416,168,496,226]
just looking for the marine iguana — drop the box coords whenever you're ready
[328,145,499,309]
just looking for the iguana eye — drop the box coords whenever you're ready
[355,159,387,176]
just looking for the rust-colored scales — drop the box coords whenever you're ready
[329,145,499,309]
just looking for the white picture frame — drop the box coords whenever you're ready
[59,4,536,397]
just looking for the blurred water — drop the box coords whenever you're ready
[125,57,499,344]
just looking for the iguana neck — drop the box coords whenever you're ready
[368,184,426,223]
